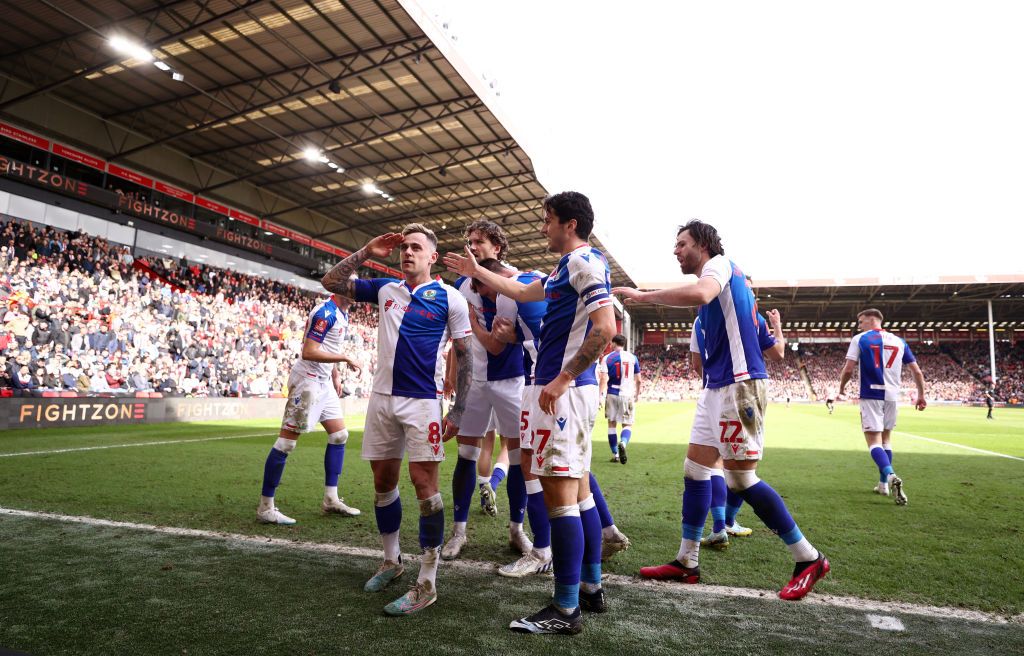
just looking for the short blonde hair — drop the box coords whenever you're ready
[402,223,437,249]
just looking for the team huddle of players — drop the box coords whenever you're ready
[252,192,927,635]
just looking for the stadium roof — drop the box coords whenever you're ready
[627,277,1024,328]
[0,0,632,284]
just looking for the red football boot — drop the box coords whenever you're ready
[639,561,700,583]
[779,553,830,600]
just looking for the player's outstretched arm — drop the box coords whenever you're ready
[321,233,404,297]
[443,335,473,439]
[612,278,721,308]
[539,305,615,414]
[444,247,545,302]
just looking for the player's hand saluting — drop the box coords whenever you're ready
[612,286,645,304]
[443,246,480,278]
[366,233,405,258]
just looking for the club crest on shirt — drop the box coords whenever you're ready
[422,289,437,300]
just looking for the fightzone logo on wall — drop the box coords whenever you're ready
[17,400,147,425]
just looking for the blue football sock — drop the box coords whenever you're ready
[261,447,288,498]
[580,502,603,587]
[505,465,526,524]
[550,512,584,610]
[710,474,727,533]
[725,489,745,527]
[607,430,618,455]
[489,464,507,491]
[870,446,894,481]
[375,497,402,535]
[682,478,712,544]
[620,428,632,446]
[589,473,615,529]
[883,448,894,482]
[526,489,551,549]
[738,481,803,546]
[324,443,345,487]
[452,456,477,523]
[419,507,445,549]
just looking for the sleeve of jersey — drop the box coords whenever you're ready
[902,341,916,363]
[447,291,472,339]
[689,330,699,353]
[352,278,393,304]
[569,254,612,313]
[846,335,861,361]
[305,311,336,343]
[598,355,608,374]
[700,255,731,292]
[634,359,641,374]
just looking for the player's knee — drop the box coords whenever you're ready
[724,469,760,492]
[274,437,297,454]
[375,487,399,507]
[327,429,349,445]
[418,492,443,516]
[458,444,481,461]
[683,457,718,481]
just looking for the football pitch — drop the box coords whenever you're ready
[1,402,1022,655]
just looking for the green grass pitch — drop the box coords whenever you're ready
[1,402,1022,655]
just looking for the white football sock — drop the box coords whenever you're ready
[453,521,467,537]
[788,538,819,563]
[382,530,401,563]
[418,546,441,591]
[324,485,339,502]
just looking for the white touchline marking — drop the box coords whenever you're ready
[2,507,1021,626]
[894,431,1024,462]
[867,614,906,631]
[0,433,275,458]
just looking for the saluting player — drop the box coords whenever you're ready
[321,224,473,617]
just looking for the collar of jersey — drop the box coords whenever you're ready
[402,279,437,294]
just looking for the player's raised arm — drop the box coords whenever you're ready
[762,309,786,362]
[444,247,545,302]
[321,233,404,297]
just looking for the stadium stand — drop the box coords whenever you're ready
[0,216,378,398]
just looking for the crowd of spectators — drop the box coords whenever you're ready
[0,217,377,398]
[632,336,1023,406]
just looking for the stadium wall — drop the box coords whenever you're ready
[1,396,372,430]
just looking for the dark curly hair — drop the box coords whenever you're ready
[464,220,510,261]
[677,220,724,257]
[544,191,594,240]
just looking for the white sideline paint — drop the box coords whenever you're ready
[0,433,275,458]
[1,507,1020,626]
[894,431,1024,462]
[867,614,906,631]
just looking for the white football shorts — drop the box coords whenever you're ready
[690,378,767,461]
[530,385,599,478]
[361,392,445,462]
[281,370,343,433]
[604,394,635,425]
[860,399,898,432]
[458,376,525,438]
